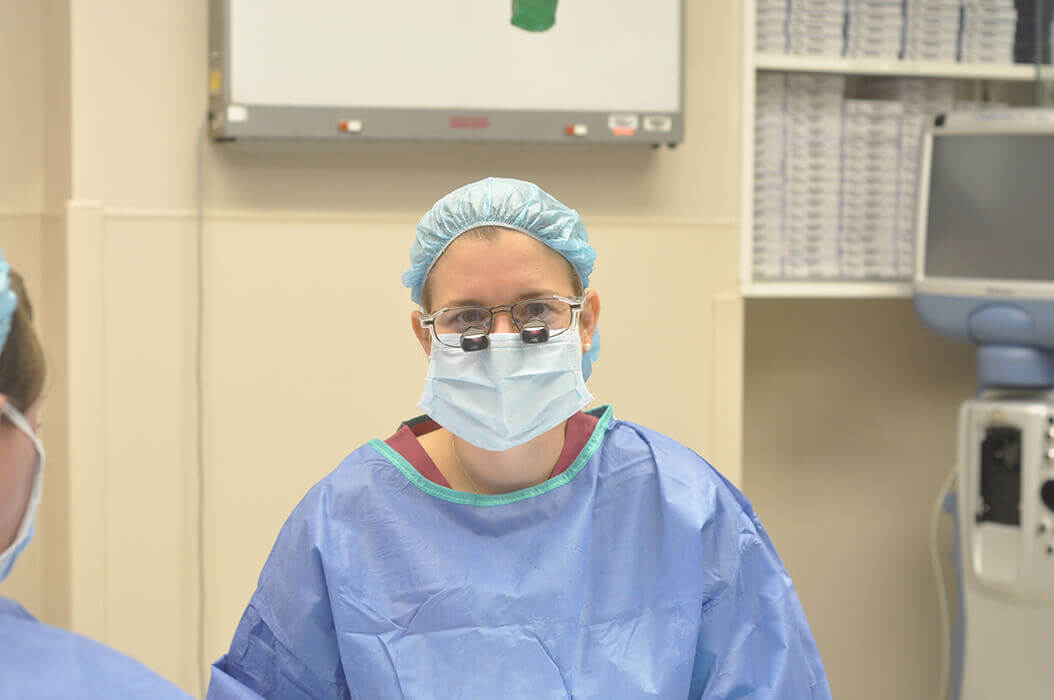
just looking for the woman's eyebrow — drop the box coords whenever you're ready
[438,291,560,308]
[513,290,559,302]
[439,298,486,308]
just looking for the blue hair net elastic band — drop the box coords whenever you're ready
[0,252,17,357]
[404,177,601,379]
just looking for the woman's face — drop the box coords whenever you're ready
[0,396,42,552]
[412,228,600,355]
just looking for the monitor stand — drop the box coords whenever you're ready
[977,346,1054,391]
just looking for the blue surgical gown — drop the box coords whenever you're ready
[209,406,830,699]
[0,596,191,699]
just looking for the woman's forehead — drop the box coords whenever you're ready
[428,230,575,303]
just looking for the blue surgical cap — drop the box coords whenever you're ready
[404,177,600,379]
[0,250,17,357]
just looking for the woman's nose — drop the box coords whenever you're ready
[491,310,517,334]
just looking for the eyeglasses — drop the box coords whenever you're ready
[420,295,584,351]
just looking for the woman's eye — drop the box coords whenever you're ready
[523,301,557,320]
[454,309,486,325]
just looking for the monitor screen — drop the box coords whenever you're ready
[925,133,1054,282]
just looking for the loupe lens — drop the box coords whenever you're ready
[521,318,550,344]
[460,326,490,352]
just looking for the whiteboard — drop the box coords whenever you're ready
[211,0,684,143]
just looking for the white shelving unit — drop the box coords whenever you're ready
[741,281,914,298]
[755,53,1037,82]
[740,4,1041,299]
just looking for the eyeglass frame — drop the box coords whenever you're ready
[419,294,585,348]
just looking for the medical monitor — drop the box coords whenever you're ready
[916,116,1054,298]
[913,112,1054,361]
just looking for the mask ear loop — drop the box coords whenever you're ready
[0,399,45,585]
[1,401,44,462]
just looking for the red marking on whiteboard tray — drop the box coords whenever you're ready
[450,116,490,129]
[608,113,639,136]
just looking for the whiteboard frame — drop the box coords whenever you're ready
[207,0,684,145]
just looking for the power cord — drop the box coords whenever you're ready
[930,463,958,700]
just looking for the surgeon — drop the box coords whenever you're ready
[209,178,832,698]
[0,251,191,699]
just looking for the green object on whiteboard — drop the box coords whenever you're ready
[511,0,558,31]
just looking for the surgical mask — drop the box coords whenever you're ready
[418,329,594,452]
[0,401,45,583]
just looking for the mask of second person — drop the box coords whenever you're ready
[419,329,593,452]
[0,401,45,583]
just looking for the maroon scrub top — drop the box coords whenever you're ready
[384,411,600,489]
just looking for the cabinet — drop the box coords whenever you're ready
[740,1,1048,298]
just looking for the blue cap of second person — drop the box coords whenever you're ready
[0,250,17,357]
[402,177,600,378]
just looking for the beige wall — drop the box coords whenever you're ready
[744,299,975,700]
[39,0,72,630]
[34,0,744,696]
[0,0,43,210]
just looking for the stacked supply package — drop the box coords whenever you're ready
[757,0,790,53]
[784,75,846,278]
[903,0,963,61]
[788,0,847,56]
[867,78,955,276]
[961,0,1018,63]
[842,99,904,278]
[846,0,906,59]
[754,74,788,279]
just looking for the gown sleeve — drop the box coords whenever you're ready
[688,475,833,699]
[207,485,352,700]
